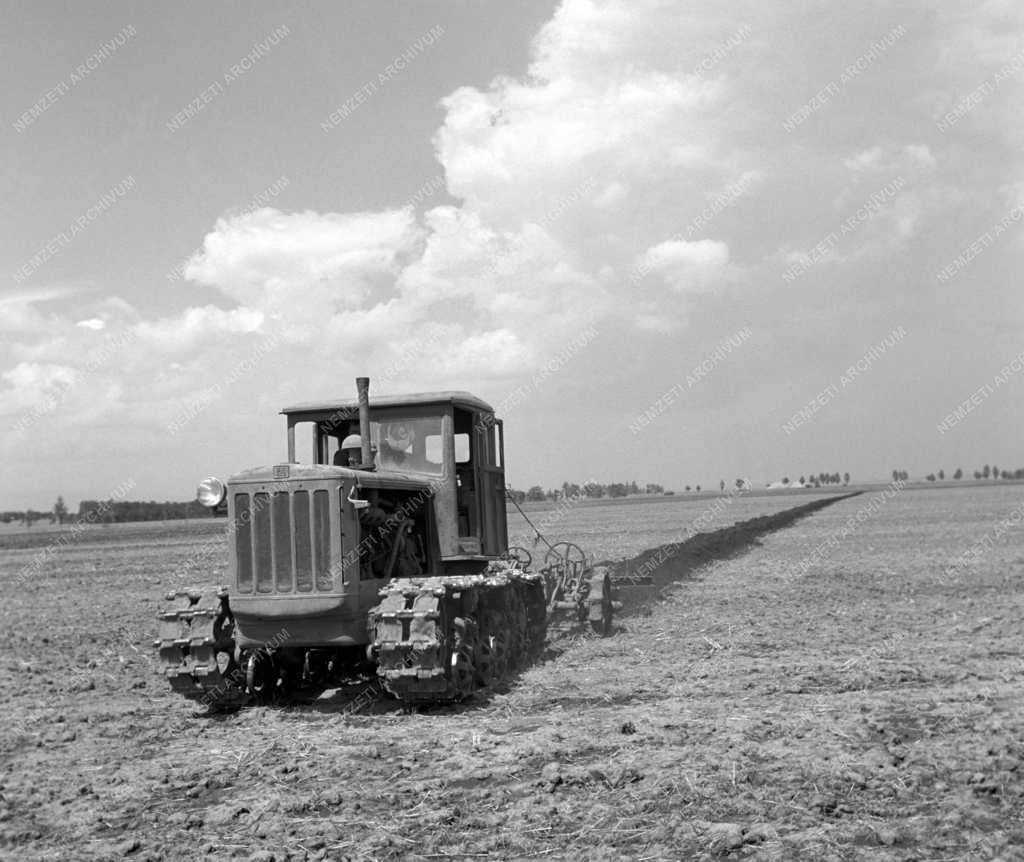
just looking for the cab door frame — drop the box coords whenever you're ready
[475,415,508,556]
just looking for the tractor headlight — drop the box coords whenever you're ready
[197,476,226,508]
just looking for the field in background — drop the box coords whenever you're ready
[508,490,840,563]
[0,484,1021,860]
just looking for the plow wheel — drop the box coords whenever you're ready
[587,567,614,636]
[506,546,532,570]
[544,542,587,571]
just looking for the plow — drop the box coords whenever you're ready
[506,540,615,636]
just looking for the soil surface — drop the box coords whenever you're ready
[1,486,1022,860]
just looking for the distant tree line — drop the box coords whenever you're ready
[509,481,671,504]
[893,465,1024,483]
[1,497,213,527]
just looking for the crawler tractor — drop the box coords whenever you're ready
[156,378,613,707]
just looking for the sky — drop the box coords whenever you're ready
[2,0,1023,509]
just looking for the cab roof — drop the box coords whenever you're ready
[281,390,494,416]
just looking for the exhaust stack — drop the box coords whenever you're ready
[356,377,372,468]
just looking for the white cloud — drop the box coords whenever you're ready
[0,362,78,413]
[0,285,83,334]
[133,306,265,352]
[5,0,1024,502]
[637,239,730,290]
[904,144,937,172]
[843,147,884,173]
[185,207,421,312]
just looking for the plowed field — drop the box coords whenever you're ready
[1,486,1022,861]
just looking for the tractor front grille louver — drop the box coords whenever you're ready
[233,489,333,594]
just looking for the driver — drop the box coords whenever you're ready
[338,434,372,469]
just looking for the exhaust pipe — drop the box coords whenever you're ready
[356,377,372,469]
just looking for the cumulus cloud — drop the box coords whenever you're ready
[637,239,730,290]
[133,306,265,352]
[4,0,1023,493]
[1,362,78,412]
[185,208,420,305]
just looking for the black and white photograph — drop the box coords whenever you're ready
[2,1,1022,859]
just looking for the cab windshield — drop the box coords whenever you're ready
[293,411,449,475]
[292,408,470,475]
[371,416,444,474]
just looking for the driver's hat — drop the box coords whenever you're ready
[341,434,362,451]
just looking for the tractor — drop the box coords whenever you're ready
[155,378,613,707]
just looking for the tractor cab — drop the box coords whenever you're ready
[281,390,508,568]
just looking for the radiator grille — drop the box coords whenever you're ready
[233,488,335,594]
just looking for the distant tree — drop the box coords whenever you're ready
[974,470,982,480]
[719,480,725,492]
[782,477,790,485]
[799,475,806,485]
[992,465,999,479]
[53,496,68,525]
[899,471,909,481]
[938,469,944,480]
[563,482,581,499]
[926,473,936,482]
[735,478,745,490]
[684,485,691,492]
[509,489,526,504]
[843,472,850,485]
[645,483,664,495]
[953,468,962,480]
[628,480,640,495]
[607,482,629,498]
[695,485,701,492]
[526,485,545,502]
[983,464,991,479]
[583,482,605,499]
[892,469,899,482]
